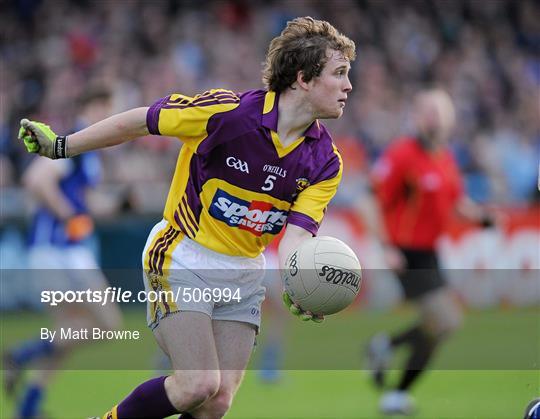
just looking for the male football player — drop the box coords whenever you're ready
[6,87,122,418]
[19,17,355,418]
[365,89,495,415]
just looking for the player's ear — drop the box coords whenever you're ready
[296,70,311,91]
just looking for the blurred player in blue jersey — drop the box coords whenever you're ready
[19,17,355,419]
[5,87,122,418]
[258,243,288,382]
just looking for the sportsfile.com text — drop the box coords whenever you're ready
[40,287,242,306]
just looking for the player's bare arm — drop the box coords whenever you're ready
[355,192,406,272]
[19,107,149,159]
[278,224,325,322]
[67,107,149,156]
[455,196,496,227]
[277,224,312,270]
[22,157,96,241]
[23,158,77,221]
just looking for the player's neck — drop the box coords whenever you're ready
[277,90,315,146]
[417,134,445,154]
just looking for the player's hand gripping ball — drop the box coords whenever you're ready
[282,291,323,322]
[282,236,362,317]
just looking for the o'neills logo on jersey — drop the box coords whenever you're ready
[210,189,288,236]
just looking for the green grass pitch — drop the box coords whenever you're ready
[1,307,538,418]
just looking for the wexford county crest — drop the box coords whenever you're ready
[148,272,162,292]
[292,177,310,199]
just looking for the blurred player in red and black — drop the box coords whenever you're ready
[365,89,495,415]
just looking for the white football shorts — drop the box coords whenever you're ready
[28,244,105,294]
[142,220,266,331]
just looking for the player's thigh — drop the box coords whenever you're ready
[48,302,91,335]
[398,248,445,300]
[190,320,256,417]
[153,310,219,371]
[155,311,222,404]
[213,319,256,389]
[418,287,463,338]
[66,270,122,330]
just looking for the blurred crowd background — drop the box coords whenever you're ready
[1,0,539,217]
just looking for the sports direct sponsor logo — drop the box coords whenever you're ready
[210,189,287,236]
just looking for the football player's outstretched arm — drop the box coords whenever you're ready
[19,107,149,159]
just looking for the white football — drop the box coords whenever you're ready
[282,236,362,315]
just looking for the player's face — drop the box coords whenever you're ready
[414,91,456,147]
[308,50,352,119]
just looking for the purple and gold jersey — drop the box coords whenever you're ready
[146,89,342,257]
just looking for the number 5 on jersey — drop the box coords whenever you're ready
[262,175,277,191]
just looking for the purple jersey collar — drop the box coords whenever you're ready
[261,91,322,141]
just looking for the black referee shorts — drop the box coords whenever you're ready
[397,248,446,300]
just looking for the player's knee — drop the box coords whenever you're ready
[442,307,463,337]
[97,307,123,332]
[182,384,220,412]
[166,373,220,411]
[210,388,234,417]
[99,300,124,329]
[196,388,234,418]
[422,290,463,340]
[431,304,463,340]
